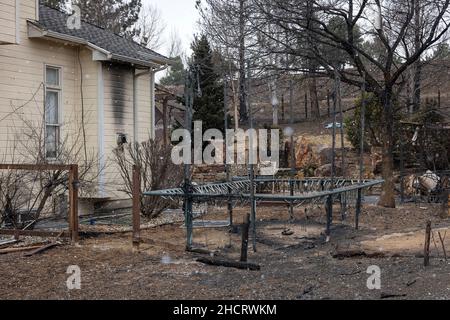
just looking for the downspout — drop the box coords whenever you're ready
[151,64,169,140]
[133,64,168,143]
[134,69,152,143]
[150,70,156,140]
[97,62,105,197]
[133,67,138,143]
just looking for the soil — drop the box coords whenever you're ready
[1,202,450,300]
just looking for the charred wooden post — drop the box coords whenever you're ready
[424,220,432,267]
[132,165,141,248]
[240,214,250,262]
[69,165,79,244]
[197,257,260,271]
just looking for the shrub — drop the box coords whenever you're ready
[345,92,384,151]
[114,138,183,219]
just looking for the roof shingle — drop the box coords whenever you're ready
[33,5,169,67]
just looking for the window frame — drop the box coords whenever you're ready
[44,64,63,160]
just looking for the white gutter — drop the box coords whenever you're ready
[150,70,156,139]
[97,62,106,197]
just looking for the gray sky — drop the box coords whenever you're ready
[143,0,200,57]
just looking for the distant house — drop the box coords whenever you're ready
[0,0,171,199]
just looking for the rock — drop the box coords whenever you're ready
[295,137,320,169]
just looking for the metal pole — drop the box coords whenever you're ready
[184,70,194,250]
[356,73,366,230]
[331,72,338,190]
[248,62,257,253]
[337,73,345,176]
[359,74,366,183]
[224,79,233,226]
[399,131,405,204]
[289,80,295,221]
[336,71,346,220]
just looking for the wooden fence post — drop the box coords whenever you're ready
[132,165,141,248]
[68,165,79,244]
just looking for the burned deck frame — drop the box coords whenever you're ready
[0,164,79,243]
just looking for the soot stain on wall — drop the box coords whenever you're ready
[107,63,132,126]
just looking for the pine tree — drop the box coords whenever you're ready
[190,35,224,132]
[73,0,142,38]
[159,56,185,86]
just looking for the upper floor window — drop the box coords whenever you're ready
[45,66,62,159]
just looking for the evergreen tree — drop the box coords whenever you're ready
[73,0,142,38]
[190,35,225,132]
[159,56,186,86]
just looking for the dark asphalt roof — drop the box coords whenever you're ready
[31,5,169,66]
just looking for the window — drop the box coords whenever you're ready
[45,66,62,159]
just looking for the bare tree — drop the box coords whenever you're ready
[135,3,166,50]
[253,0,450,207]
[113,138,183,218]
[167,28,184,58]
[0,109,103,228]
[197,0,260,124]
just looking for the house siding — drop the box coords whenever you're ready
[0,0,80,161]
[0,0,17,44]
[0,0,159,201]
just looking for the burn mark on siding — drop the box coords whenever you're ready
[105,63,132,126]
